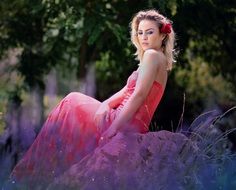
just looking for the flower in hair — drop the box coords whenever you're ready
[160,23,172,34]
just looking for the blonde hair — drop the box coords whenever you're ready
[130,9,176,71]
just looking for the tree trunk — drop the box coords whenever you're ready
[78,63,96,97]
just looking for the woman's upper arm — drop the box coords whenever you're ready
[133,49,163,98]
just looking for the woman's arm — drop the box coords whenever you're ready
[105,49,165,133]
[94,85,127,133]
[103,86,127,109]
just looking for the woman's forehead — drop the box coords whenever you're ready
[138,20,158,30]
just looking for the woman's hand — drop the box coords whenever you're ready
[94,101,111,132]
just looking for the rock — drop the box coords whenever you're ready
[48,130,199,190]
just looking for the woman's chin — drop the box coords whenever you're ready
[142,47,149,51]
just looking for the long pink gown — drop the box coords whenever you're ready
[10,69,164,186]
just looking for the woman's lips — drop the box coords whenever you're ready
[142,42,149,46]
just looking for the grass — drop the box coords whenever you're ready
[178,106,236,189]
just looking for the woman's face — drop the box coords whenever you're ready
[137,19,165,51]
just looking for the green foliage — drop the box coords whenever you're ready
[95,50,134,100]
[0,50,25,133]
[0,102,6,134]
[174,0,236,85]
[175,56,235,103]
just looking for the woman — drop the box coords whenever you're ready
[10,9,175,187]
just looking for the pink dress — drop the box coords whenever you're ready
[10,70,164,186]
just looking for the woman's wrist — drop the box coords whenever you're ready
[109,123,118,132]
[110,118,122,131]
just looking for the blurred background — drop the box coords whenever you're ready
[0,0,235,184]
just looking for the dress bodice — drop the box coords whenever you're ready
[108,70,164,133]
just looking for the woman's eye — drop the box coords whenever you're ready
[147,31,153,35]
[137,32,143,35]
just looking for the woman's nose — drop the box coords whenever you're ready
[142,34,148,40]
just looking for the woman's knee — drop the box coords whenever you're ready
[62,92,101,110]
[64,92,81,100]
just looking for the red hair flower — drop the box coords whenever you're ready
[160,23,172,34]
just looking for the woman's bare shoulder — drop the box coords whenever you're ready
[143,49,166,67]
